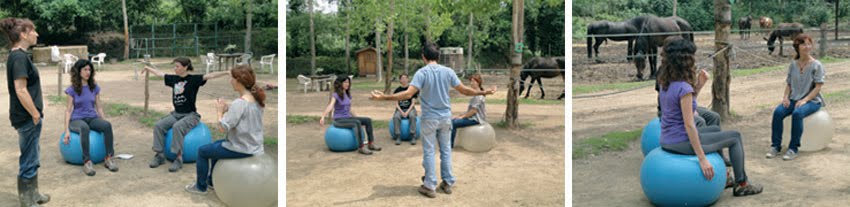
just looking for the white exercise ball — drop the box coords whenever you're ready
[781,109,833,152]
[458,123,497,152]
[212,153,278,207]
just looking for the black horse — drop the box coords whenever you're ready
[739,15,752,39]
[633,15,694,80]
[764,23,804,56]
[519,57,565,100]
[586,16,650,61]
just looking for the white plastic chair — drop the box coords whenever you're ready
[90,53,106,69]
[200,55,216,74]
[237,53,253,66]
[63,54,79,73]
[297,74,312,93]
[260,54,276,74]
[206,53,219,72]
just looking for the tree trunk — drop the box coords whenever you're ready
[376,17,383,82]
[384,0,395,93]
[468,13,474,74]
[345,0,352,75]
[505,0,524,129]
[673,0,678,17]
[404,32,409,74]
[122,0,129,60]
[245,0,253,53]
[712,0,732,120]
[424,4,431,42]
[309,0,317,75]
[836,0,840,40]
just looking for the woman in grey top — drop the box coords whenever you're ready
[766,34,825,161]
[185,65,266,194]
[451,73,488,148]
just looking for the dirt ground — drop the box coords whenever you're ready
[572,57,850,205]
[572,31,850,84]
[285,75,566,206]
[0,60,278,206]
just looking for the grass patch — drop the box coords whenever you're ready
[286,115,321,125]
[103,103,166,127]
[572,81,654,95]
[451,98,563,105]
[373,120,389,129]
[573,129,642,159]
[824,89,850,103]
[351,81,387,91]
[47,95,67,105]
[264,136,278,145]
[731,65,784,77]
[493,120,534,129]
[148,76,164,81]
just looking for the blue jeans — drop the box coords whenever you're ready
[195,140,251,192]
[771,100,821,151]
[421,119,455,190]
[451,118,480,148]
[17,120,42,179]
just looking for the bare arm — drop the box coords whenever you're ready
[203,71,231,81]
[372,86,420,101]
[14,78,40,123]
[457,108,478,119]
[143,66,166,77]
[784,84,792,100]
[64,94,74,134]
[319,96,336,126]
[95,94,106,119]
[453,83,495,96]
[405,98,415,114]
[801,83,823,102]
[681,93,714,180]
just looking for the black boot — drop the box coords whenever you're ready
[31,175,50,204]
[17,177,36,207]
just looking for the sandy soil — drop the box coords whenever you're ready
[572,58,850,206]
[0,62,278,206]
[284,76,566,206]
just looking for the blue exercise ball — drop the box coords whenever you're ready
[164,122,212,162]
[59,131,107,165]
[640,117,662,156]
[640,148,726,207]
[388,116,421,141]
[325,125,362,152]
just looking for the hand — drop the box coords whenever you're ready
[699,157,714,181]
[402,112,409,118]
[63,132,70,145]
[216,98,228,113]
[795,99,808,108]
[370,90,385,100]
[697,69,710,85]
[485,86,498,95]
[32,113,40,125]
[319,116,325,127]
[452,115,462,120]
[782,98,791,108]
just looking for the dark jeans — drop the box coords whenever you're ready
[17,120,42,179]
[333,117,375,145]
[451,118,480,148]
[69,117,115,161]
[195,140,251,192]
[695,107,721,128]
[771,100,821,152]
[662,126,748,183]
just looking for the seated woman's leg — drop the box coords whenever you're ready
[450,118,480,148]
[352,117,381,151]
[663,130,747,184]
[770,103,795,151]
[789,102,821,152]
[332,119,363,145]
[69,120,92,162]
[89,118,118,171]
[392,110,403,139]
[409,110,418,139]
[192,140,251,192]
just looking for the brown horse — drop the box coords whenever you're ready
[759,16,773,35]
[633,16,694,80]
[586,16,650,61]
[763,23,804,56]
[739,15,752,39]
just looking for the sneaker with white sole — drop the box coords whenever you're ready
[782,149,798,161]
[765,147,780,159]
[184,183,208,195]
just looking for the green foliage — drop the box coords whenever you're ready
[573,129,641,159]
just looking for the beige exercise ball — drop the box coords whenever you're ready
[458,123,497,152]
[781,109,833,152]
[212,153,278,207]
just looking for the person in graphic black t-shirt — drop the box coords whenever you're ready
[392,74,420,145]
[143,57,230,172]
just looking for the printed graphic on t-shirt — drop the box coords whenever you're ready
[174,80,188,105]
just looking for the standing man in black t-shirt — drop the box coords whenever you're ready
[143,58,230,172]
[392,74,419,145]
[1,17,52,206]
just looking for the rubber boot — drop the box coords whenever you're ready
[17,177,36,207]
[32,175,50,204]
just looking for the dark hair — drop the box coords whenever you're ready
[793,34,813,60]
[658,38,697,91]
[231,65,265,107]
[422,42,440,61]
[333,76,351,101]
[468,73,484,91]
[398,74,408,80]
[173,57,194,71]
[0,18,35,46]
[71,59,97,95]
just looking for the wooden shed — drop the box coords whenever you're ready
[355,47,378,77]
[439,47,464,74]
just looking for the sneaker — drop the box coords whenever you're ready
[149,153,165,168]
[358,147,373,155]
[725,169,736,189]
[438,181,453,194]
[104,157,119,172]
[733,182,764,197]
[169,157,183,172]
[411,138,417,145]
[782,149,798,161]
[83,161,96,176]
[765,147,780,159]
[184,183,208,195]
[368,144,382,151]
[418,185,436,198]
[395,138,401,145]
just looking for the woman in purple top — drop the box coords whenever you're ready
[320,76,382,155]
[657,38,762,197]
[62,60,117,176]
